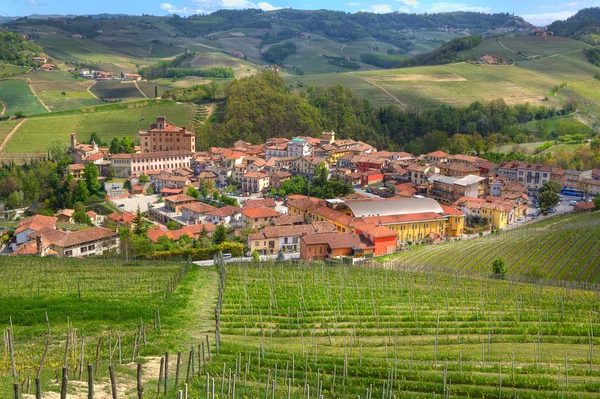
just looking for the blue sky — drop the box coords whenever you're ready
[3,0,599,26]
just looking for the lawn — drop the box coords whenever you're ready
[382,211,600,283]
[184,262,600,398]
[0,79,48,116]
[1,99,196,158]
[0,258,218,398]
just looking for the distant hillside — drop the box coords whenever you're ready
[171,9,531,49]
[548,7,600,45]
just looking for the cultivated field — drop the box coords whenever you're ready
[186,262,600,398]
[25,71,103,112]
[0,120,20,144]
[385,211,600,283]
[0,100,196,160]
[90,81,147,101]
[0,80,48,116]
[0,65,29,78]
[0,258,218,398]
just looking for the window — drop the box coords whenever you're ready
[81,246,87,253]
[88,244,95,250]
[65,250,73,257]
[255,241,259,247]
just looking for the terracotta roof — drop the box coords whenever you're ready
[241,207,279,218]
[158,175,189,182]
[356,223,397,238]
[181,202,216,214]
[242,198,276,210]
[243,171,269,179]
[164,194,196,203]
[15,215,57,235]
[301,232,362,249]
[439,204,464,216]
[270,215,305,226]
[449,154,485,163]
[205,205,241,218]
[111,150,193,160]
[147,226,173,243]
[34,226,118,248]
[68,164,85,171]
[86,211,97,218]
[55,209,75,217]
[87,153,104,162]
[170,223,216,240]
[107,211,135,225]
[261,222,336,239]
[360,212,446,226]
[574,201,595,211]
[426,151,450,158]
[160,188,183,195]
[287,197,322,212]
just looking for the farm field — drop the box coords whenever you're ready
[0,258,218,398]
[25,71,103,112]
[90,81,146,101]
[0,100,196,160]
[383,211,600,283]
[0,120,20,144]
[0,65,29,78]
[186,262,600,398]
[187,52,260,78]
[0,80,48,116]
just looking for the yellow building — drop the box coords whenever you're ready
[287,196,464,244]
[241,207,279,230]
[454,197,519,230]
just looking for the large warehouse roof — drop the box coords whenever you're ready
[346,198,444,217]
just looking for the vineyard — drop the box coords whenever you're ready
[0,258,219,398]
[384,211,600,283]
[187,263,600,399]
[90,81,147,102]
[0,80,48,116]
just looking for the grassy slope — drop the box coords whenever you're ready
[25,71,103,111]
[380,211,600,283]
[188,263,600,399]
[0,259,218,397]
[1,99,196,158]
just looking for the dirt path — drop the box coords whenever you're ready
[0,118,26,153]
[24,78,51,113]
[87,81,100,100]
[0,98,6,117]
[349,73,408,109]
[134,81,148,98]
[497,40,529,59]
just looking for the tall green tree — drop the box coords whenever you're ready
[74,180,90,203]
[212,224,227,244]
[109,137,121,154]
[121,137,135,154]
[83,163,101,194]
[133,206,148,236]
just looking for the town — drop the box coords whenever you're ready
[6,115,598,261]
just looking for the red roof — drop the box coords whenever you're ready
[241,207,279,218]
[107,211,135,225]
[205,205,241,218]
[15,215,57,235]
[355,223,397,238]
[161,187,183,195]
[574,201,595,211]
[426,151,449,158]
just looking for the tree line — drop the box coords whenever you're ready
[138,52,234,80]
[0,32,43,66]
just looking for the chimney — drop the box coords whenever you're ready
[70,133,77,151]
[36,236,43,255]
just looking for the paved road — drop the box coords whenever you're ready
[194,252,300,266]
[111,194,160,213]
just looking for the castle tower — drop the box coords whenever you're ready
[70,133,77,152]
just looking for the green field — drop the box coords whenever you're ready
[26,71,103,111]
[0,79,48,116]
[0,258,218,398]
[0,64,29,78]
[1,100,196,159]
[90,81,146,101]
[384,211,600,283]
[184,262,600,398]
[0,119,20,144]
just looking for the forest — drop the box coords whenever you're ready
[548,7,600,45]
[0,32,42,66]
[138,52,234,80]
[198,72,576,154]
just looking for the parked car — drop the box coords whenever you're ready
[547,208,556,213]
[222,253,232,260]
[569,200,577,206]
[245,251,251,257]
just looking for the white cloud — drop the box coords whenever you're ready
[370,4,392,13]
[395,0,419,7]
[257,1,282,10]
[522,11,577,26]
[428,2,491,13]
[28,0,40,5]
[345,2,365,6]
[160,2,175,9]
[539,2,584,9]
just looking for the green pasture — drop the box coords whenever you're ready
[26,71,102,111]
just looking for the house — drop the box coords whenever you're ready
[423,151,449,164]
[241,172,270,193]
[292,156,328,181]
[72,34,83,39]
[31,226,119,258]
[68,164,85,179]
[111,150,194,177]
[439,162,480,177]
[287,137,313,158]
[248,222,337,255]
[140,116,195,153]
[579,178,600,196]
[573,201,595,212]
[13,215,57,248]
[407,164,439,186]
[121,72,142,81]
[153,173,190,194]
[270,171,291,189]
[106,211,136,229]
[228,50,245,59]
[454,196,521,230]
[180,202,217,225]
[204,205,242,227]
[39,63,56,71]
[242,198,276,211]
[300,232,374,260]
[54,209,75,223]
[478,54,508,65]
[353,223,397,256]
[11,236,57,257]
[32,57,47,63]
[164,195,196,213]
[69,133,104,164]
[241,207,279,229]
[86,211,99,224]
[361,170,384,186]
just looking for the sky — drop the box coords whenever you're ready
[3,0,599,26]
